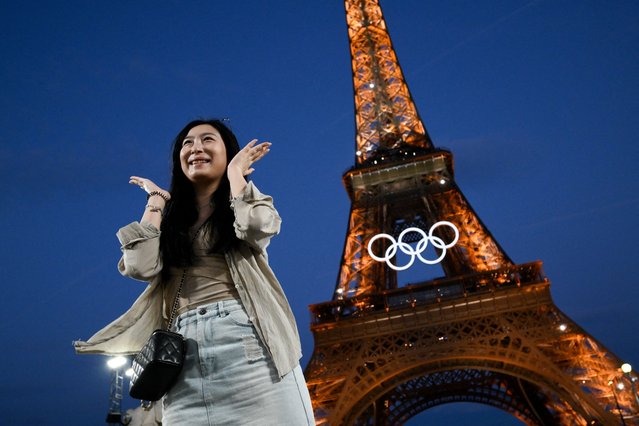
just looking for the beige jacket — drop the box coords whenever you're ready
[74,181,302,378]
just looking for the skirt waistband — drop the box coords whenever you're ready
[174,298,244,329]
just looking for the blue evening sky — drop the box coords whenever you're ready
[1,1,637,424]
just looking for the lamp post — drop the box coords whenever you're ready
[106,356,127,425]
[609,379,627,426]
[621,363,639,408]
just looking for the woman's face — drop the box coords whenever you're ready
[179,124,228,186]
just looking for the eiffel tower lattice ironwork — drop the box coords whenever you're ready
[304,1,639,425]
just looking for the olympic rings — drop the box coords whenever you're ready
[367,221,459,271]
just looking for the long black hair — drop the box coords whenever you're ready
[160,119,242,274]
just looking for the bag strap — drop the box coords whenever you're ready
[167,269,187,330]
[166,221,208,330]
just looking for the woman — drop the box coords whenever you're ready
[75,119,315,425]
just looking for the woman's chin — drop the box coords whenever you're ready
[187,173,223,187]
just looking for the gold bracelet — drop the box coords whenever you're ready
[145,204,163,216]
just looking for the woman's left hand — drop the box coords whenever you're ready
[228,139,271,177]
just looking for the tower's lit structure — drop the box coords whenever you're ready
[304,1,638,424]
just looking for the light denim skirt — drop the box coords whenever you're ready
[162,299,314,426]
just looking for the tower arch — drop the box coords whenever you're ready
[345,361,598,425]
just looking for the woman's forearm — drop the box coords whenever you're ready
[141,194,166,229]
[227,139,270,198]
[228,165,248,198]
[128,176,170,228]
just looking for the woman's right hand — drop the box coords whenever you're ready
[129,176,171,201]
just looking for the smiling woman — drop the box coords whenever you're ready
[180,126,228,190]
[74,119,315,425]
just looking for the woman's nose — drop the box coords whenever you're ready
[191,139,204,153]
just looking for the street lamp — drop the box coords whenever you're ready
[106,356,128,425]
[621,363,639,408]
[609,379,627,426]
[107,356,127,370]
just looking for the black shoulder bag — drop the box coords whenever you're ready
[129,268,188,401]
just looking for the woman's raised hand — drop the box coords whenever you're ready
[228,139,271,177]
[129,176,171,201]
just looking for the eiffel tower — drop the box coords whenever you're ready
[304,1,639,424]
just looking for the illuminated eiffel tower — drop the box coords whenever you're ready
[304,1,639,424]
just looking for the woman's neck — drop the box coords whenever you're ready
[192,180,220,227]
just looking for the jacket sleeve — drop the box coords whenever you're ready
[230,181,282,253]
[116,221,163,281]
